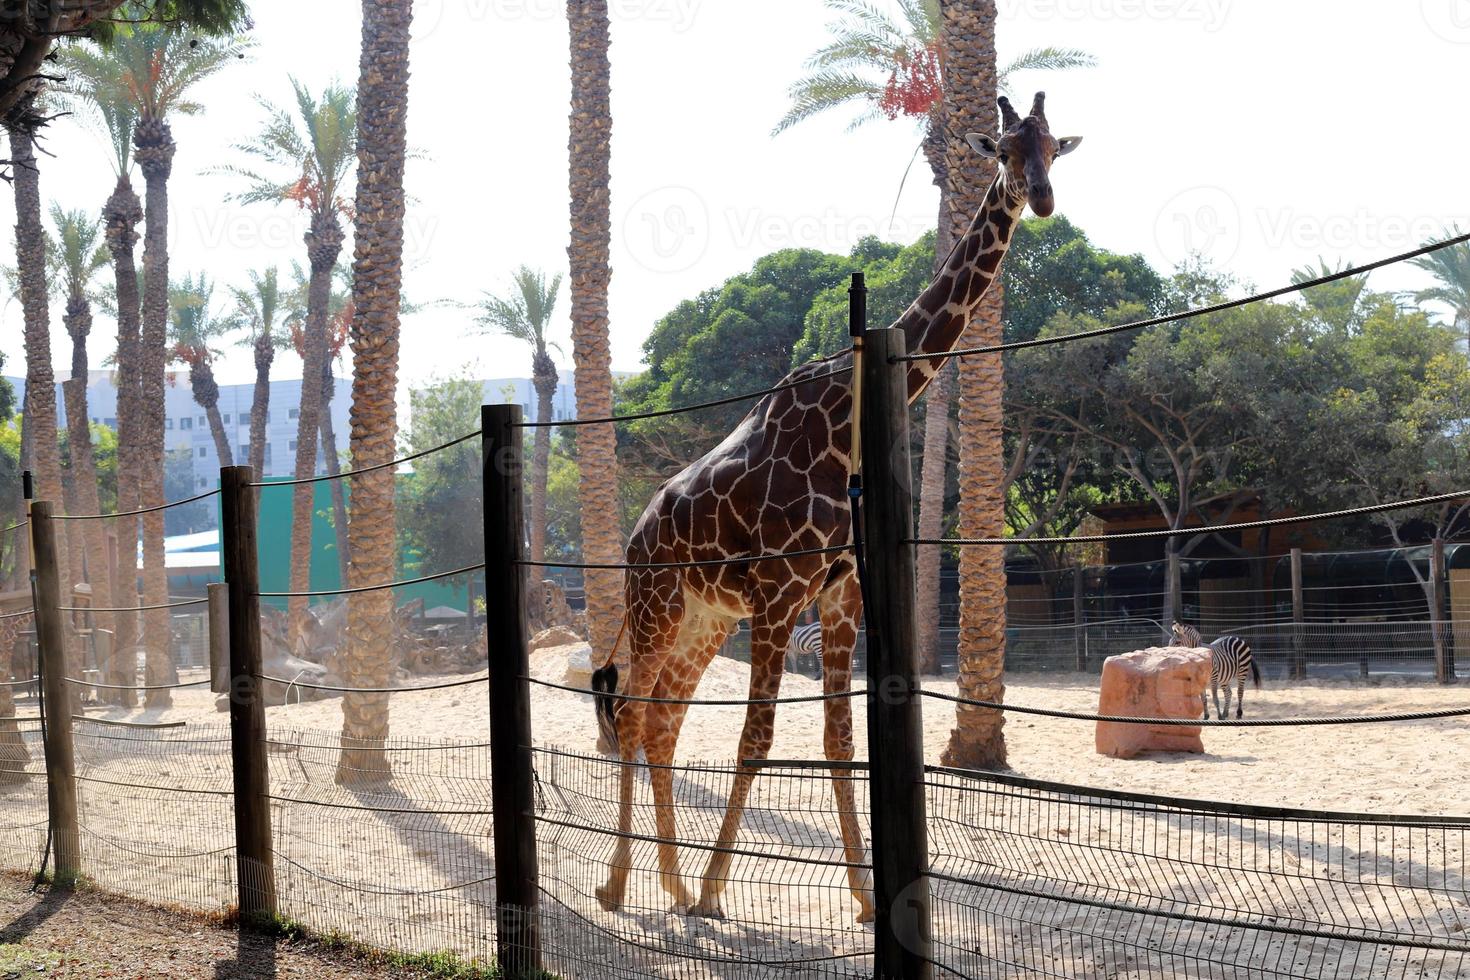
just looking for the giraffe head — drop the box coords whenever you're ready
[965,91,1081,218]
[591,662,623,755]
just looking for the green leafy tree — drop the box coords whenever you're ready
[476,266,563,564]
[397,375,484,590]
[1409,228,1470,347]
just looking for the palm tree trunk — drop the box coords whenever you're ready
[319,361,350,585]
[336,0,413,784]
[915,129,956,674]
[104,174,143,709]
[287,210,342,646]
[192,361,234,468]
[529,353,557,564]
[568,0,624,663]
[248,332,273,483]
[62,379,116,704]
[134,115,178,706]
[940,0,1008,771]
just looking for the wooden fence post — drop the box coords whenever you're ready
[1290,547,1306,680]
[858,324,933,980]
[482,403,541,976]
[220,466,276,921]
[1072,566,1086,672]
[208,582,229,696]
[30,501,79,883]
[1432,537,1453,683]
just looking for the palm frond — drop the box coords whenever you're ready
[772,70,883,135]
[998,46,1098,94]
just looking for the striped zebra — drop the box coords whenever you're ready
[1170,622,1262,719]
[785,621,824,675]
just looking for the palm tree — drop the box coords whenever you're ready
[777,0,1093,673]
[568,0,624,663]
[229,266,284,485]
[476,266,563,564]
[169,274,235,467]
[215,76,354,644]
[1410,228,1470,346]
[939,0,1007,770]
[47,206,120,700]
[86,23,248,703]
[336,0,414,784]
[1291,258,1369,333]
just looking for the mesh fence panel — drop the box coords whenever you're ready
[925,767,1470,979]
[0,719,47,877]
[72,720,235,910]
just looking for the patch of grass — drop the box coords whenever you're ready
[0,943,68,971]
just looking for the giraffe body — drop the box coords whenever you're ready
[591,94,1081,922]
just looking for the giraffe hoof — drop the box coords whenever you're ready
[595,884,623,913]
[856,904,876,925]
[687,899,726,919]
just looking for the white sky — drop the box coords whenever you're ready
[2,0,1467,400]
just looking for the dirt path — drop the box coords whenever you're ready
[0,872,457,978]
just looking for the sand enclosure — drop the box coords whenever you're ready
[3,646,1468,976]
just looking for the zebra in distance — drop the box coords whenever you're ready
[785,621,824,676]
[1170,622,1262,719]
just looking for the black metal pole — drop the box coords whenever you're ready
[859,321,933,977]
[482,403,541,976]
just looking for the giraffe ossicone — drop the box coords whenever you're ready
[591,92,1083,924]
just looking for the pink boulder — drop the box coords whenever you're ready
[1095,646,1210,759]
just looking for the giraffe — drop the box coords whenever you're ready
[589,92,1081,921]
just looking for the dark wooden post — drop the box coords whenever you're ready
[859,325,932,980]
[1290,547,1306,680]
[220,466,276,920]
[482,403,541,976]
[31,501,79,882]
[207,582,228,696]
[1432,537,1453,683]
[1072,566,1086,672]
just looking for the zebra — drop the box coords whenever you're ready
[785,621,824,676]
[1169,621,1262,719]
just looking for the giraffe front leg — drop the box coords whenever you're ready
[595,736,639,912]
[819,570,874,923]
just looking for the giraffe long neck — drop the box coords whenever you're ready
[896,171,1026,401]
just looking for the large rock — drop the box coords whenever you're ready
[531,626,583,651]
[1095,646,1210,759]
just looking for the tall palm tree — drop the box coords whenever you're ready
[476,265,563,565]
[229,266,283,485]
[1410,228,1470,346]
[169,274,235,468]
[90,23,249,703]
[215,77,354,643]
[568,0,623,662]
[939,0,1008,769]
[776,0,1093,672]
[53,44,144,704]
[336,0,414,784]
[47,206,119,700]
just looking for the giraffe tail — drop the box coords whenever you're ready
[599,613,629,672]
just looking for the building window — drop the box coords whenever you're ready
[264,443,272,463]
[165,418,173,430]
[180,417,193,431]
[198,477,208,489]
[198,446,207,458]
[288,408,299,420]
[240,443,249,459]
[289,440,297,452]
[103,417,116,428]
[223,413,231,425]
[197,415,206,427]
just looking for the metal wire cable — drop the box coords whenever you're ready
[248,429,481,487]
[64,676,212,691]
[2,520,26,532]
[0,676,38,688]
[516,543,854,571]
[898,230,1470,361]
[526,674,863,706]
[53,487,221,520]
[56,597,208,613]
[254,672,487,694]
[916,488,1470,546]
[919,688,1470,726]
[0,608,35,621]
[511,366,854,429]
[255,561,485,598]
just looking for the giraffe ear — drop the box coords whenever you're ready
[965,133,999,158]
[1056,136,1083,156]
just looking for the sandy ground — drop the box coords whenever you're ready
[3,649,1468,977]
